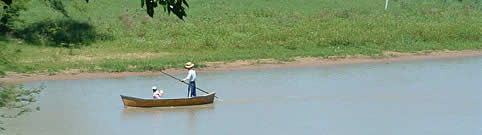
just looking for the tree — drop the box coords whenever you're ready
[0,44,42,132]
[0,83,42,131]
[41,0,190,19]
[1,0,189,31]
[142,0,190,20]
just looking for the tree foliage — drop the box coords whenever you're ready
[143,0,189,20]
[0,83,43,131]
[0,83,41,110]
[1,0,189,31]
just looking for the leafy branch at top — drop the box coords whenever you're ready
[142,0,189,20]
[43,0,190,20]
[1,0,188,23]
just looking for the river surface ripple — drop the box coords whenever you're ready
[4,56,482,135]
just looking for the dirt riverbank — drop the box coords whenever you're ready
[1,50,480,83]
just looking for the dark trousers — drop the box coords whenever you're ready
[188,81,196,97]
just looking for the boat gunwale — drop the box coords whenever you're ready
[120,92,215,101]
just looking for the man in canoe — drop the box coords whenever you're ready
[180,62,196,98]
[152,86,164,99]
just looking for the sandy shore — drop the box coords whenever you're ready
[1,50,480,83]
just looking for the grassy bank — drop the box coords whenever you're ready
[0,0,481,75]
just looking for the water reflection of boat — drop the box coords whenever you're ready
[120,93,216,107]
[122,104,215,118]
[122,104,214,134]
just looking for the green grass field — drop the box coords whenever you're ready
[0,0,481,75]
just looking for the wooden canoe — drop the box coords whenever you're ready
[120,93,216,107]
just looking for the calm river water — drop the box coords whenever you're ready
[4,57,482,135]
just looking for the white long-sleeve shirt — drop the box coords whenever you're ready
[182,69,196,82]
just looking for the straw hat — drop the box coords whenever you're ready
[184,62,195,69]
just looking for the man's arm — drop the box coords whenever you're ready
[181,72,192,82]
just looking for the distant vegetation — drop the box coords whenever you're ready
[0,0,480,75]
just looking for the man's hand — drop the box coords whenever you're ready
[180,80,184,82]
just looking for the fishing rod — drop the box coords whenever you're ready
[160,70,220,99]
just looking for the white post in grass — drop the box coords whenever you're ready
[385,0,389,10]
